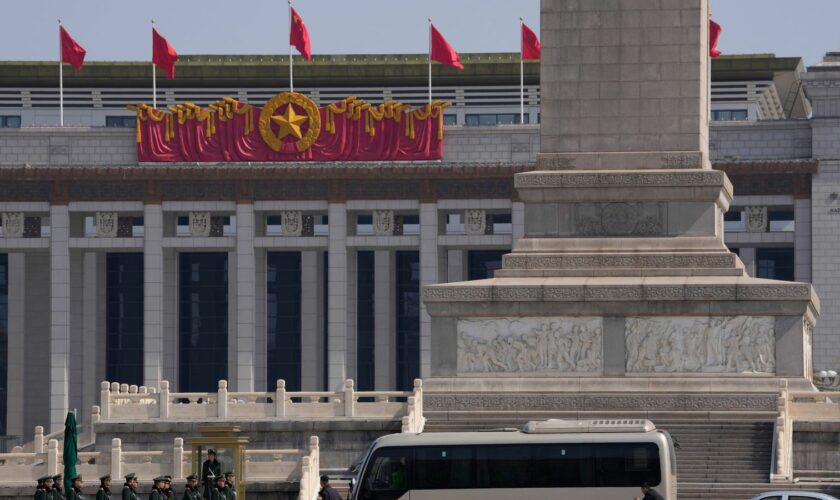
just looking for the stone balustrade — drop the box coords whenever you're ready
[0,435,321,490]
[100,379,424,429]
[22,407,100,453]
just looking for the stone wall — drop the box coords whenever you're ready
[710,121,813,161]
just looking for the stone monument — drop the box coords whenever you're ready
[424,0,819,397]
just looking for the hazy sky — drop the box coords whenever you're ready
[0,0,837,66]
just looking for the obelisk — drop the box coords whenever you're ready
[424,0,818,390]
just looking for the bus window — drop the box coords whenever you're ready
[415,446,474,489]
[533,444,592,487]
[361,447,410,500]
[476,445,531,488]
[593,443,661,487]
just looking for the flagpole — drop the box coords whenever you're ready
[520,17,525,125]
[151,20,157,108]
[428,19,432,104]
[289,0,294,93]
[58,19,64,127]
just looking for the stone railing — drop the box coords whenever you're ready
[773,386,840,483]
[100,379,424,429]
[21,407,100,453]
[0,436,320,490]
[771,383,792,483]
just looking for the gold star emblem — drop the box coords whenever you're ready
[271,104,308,140]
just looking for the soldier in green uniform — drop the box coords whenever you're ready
[222,472,235,500]
[121,473,139,500]
[35,475,52,500]
[163,476,175,500]
[181,475,202,500]
[51,475,65,500]
[96,475,112,500]
[66,475,85,500]
[149,477,166,500]
[210,475,227,500]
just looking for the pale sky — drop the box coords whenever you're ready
[0,0,836,66]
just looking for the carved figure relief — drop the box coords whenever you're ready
[464,210,486,235]
[281,211,303,237]
[745,206,768,233]
[575,203,664,237]
[372,210,395,236]
[625,316,775,374]
[96,212,118,238]
[457,317,603,374]
[189,211,211,237]
[1,212,24,238]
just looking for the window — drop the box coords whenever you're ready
[396,252,419,391]
[179,253,228,392]
[357,251,375,391]
[756,248,794,282]
[465,113,528,126]
[0,116,21,128]
[768,209,795,232]
[267,252,302,391]
[468,250,507,280]
[106,116,136,128]
[415,446,474,490]
[711,109,748,121]
[363,448,411,500]
[442,114,457,126]
[106,253,144,386]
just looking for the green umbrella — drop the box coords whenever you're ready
[63,412,78,494]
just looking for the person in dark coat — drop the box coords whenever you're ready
[121,473,139,500]
[51,475,65,500]
[201,450,221,500]
[149,477,167,500]
[182,475,202,500]
[66,476,85,500]
[318,476,342,500]
[96,475,112,500]
[35,475,52,500]
[634,482,665,500]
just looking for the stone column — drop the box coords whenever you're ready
[795,199,812,283]
[301,251,323,391]
[419,203,439,379]
[327,203,348,390]
[49,205,70,432]
[512,201,525,243]
[446,249,465,283]
[143,204,164,387]
[739,248,757,277]
[235,203,256,392]
[374,251,395,390]
[6,253,25,440]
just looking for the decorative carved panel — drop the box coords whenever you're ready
[1,212,24,238]
[95,212,118,238]
[745,206,768,233]
[575,203,664,237]
[372,210,395,236]
[625,316,775,374]
[188,212,211,237]
[457,317,603,374]
[281,211,303,237]
[464,210,486,236]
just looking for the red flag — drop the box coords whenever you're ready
[521,22,541,61]
[430,24,463,70]
[152,28,178,79]
[59,26,86,71]
[710,19,722,58]
[290,7,311,62]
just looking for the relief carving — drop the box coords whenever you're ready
[372,210,395,236]
[188,211,211,237]
[1,212,24,238]
[745,206,768,233]
[457,317,602,374]
[626,316,775,374]
[95,212,118,238]
[281,211,303,237]
[575,203,664,236]
[464,210,486,235]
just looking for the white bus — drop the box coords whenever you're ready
[349,419,678,500]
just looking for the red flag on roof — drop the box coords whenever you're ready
[430,24,463,69]
[521,22,541,61]
[59,26,86,71]
[152,28,178,79]
[710,19,722,58]
[290,7,312,62]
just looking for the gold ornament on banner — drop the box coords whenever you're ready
[259,91,322,152]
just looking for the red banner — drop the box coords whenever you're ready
[131,92,450,163]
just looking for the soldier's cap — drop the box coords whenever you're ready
[99,474,111,482]
[215,475,226,482]
[124,473,136,481]
[38,475,52,482]
[154,476,166,483]
[52,475,62,481]
[186,474,198,481]
[207,449,216,455]
[72,475,82,482]
[224,471,234,477]
[320,475,330,482]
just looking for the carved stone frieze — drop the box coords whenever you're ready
[625,316,775,374]
[281,211,303,237]
[575,203,664,237]
[502,254,736,270]
[372,210,395,236]
[423,287,492,302]
[1,212,24,238]
[457,317,602,374]
[515,171,724,189]
[745,206,768,233]
[95,212,118,238]
[464,210,486,236]
[188,212,211,237]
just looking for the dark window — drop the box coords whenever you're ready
[106,253,144,386]
[756,248,794,282]
[267,252,302,391]
[179,253,228,392]
[105,116,136,128]
[465,113,528,126]
[357,251,375,391]
[468,250,507,280]
[362,447,411,500]
[395,251,419,391]
[0,254,7,436]
[724,211,742,222]
[0,116,21,128]
[711,109,748,121]
[442,114,457,126]
[415,446,474,490]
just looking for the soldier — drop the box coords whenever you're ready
[163,476,175,500]
[66,475,85,500]
[121,473,139,500]
[222,472,236,500]
[35,475,52,500]
[51,474,65,500]
[200,450,221,500]
[96,475,112,500]
[182,475,202,500]
[149,477,166,500]
[211,475,227,500]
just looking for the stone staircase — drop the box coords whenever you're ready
[424,414,840,500]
